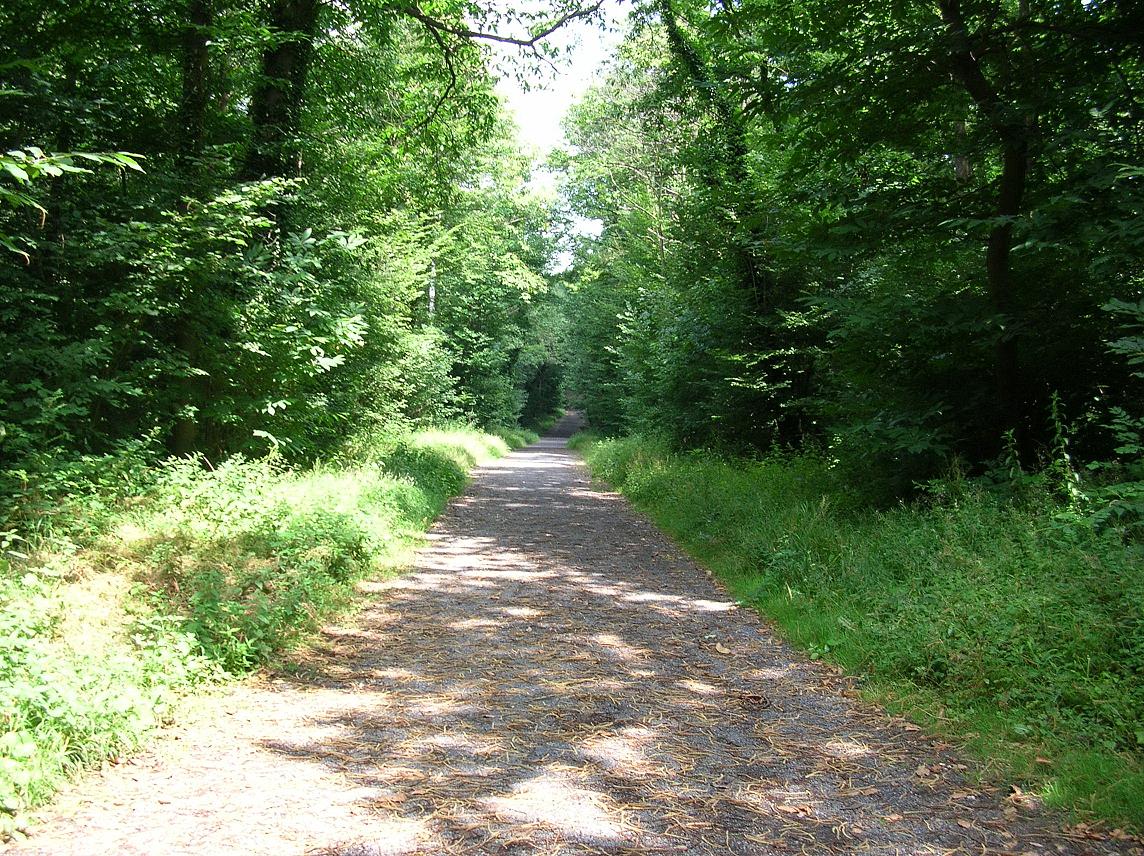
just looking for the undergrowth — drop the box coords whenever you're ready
[0,423,532,839]
[575,433,1144,832]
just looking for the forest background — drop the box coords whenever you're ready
[1,0,1142,838]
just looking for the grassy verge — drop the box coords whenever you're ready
[0,424,533,839]
[573,433,1144,832]
[521,407,565,436]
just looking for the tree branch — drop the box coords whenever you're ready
[407,23,458,136]
[398,1,603,49]
[938,0,1017,139]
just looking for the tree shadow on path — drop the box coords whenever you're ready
[10,414,1135,855]
[257,414,1136,855]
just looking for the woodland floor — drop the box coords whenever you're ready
[6,413,1140,855]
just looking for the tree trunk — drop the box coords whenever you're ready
[241,0,320,181]
[985,136,1028,452]
[170,0,214,456]
[171,324,202,456]
[953,120,973,182]
[939,0,1031,452]
[178,0,212,171]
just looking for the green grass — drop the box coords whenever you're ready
[521,407,564,436]
[577,433,1144,832]
[0,424,530,839]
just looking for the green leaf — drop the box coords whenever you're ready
[2,162,29,183]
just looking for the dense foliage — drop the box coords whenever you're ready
[559,0,1144,508]
[0,0,573,530]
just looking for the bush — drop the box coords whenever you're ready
[0,570,216,839]
[578,435,1144,830]
[0,423,529,837]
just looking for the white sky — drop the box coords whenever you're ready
[488,4,624,267]
[494,3,626,165]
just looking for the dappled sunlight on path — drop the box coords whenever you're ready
[9,414,1137,855]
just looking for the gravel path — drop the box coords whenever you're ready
[8,413,1139,855]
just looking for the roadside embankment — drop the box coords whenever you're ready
[573,433,1144,833]
[0,424,533,839]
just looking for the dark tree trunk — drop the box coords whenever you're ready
[939,0,1031,454]
[178,0,212,170]
[171,325,202,457]
[171,0,214,456]
[985,136,1028,451]
[241,0,320,181]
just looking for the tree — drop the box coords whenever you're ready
[0,0,590,490]
[560,0,1144,484]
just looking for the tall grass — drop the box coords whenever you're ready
[0,424,533,839]
[576,433,1144,831]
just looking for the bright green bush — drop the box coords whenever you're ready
[0,424,529,837]
[579,434,1144,830]
[126,427,526,672]
[0,571,216,839]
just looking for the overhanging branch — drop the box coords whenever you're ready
[407,23,458,135]
[398,1,603,50]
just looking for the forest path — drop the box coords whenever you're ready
[8,413,1134,855]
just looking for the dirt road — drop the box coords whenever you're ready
[8,413,1136,854]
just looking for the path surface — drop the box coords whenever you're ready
[8,414,1138,855]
